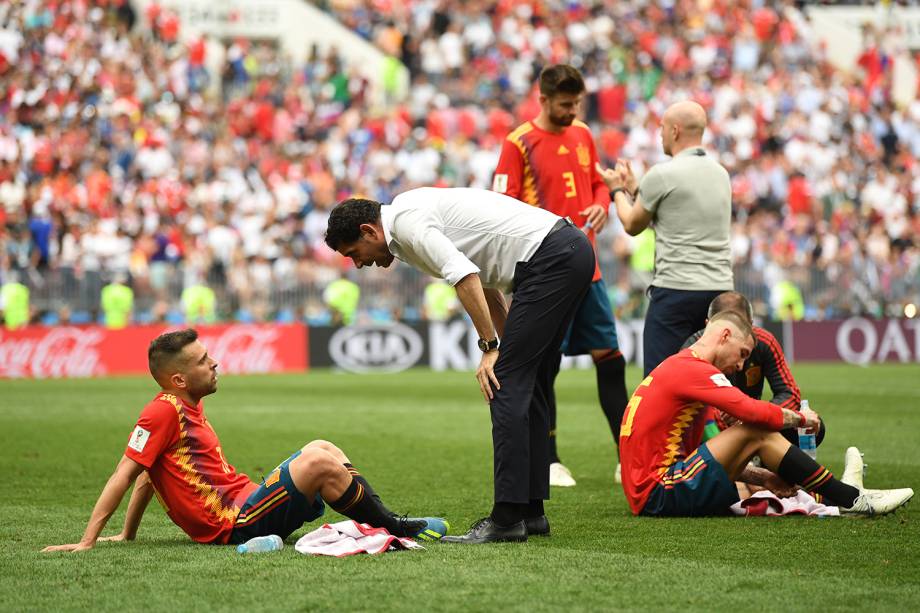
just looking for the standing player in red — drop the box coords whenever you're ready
[619,310,913,516]
[42,329,447,552]
[492,64,629,487]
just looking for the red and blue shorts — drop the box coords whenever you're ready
[228,450,325,544]
[640,443,740,517]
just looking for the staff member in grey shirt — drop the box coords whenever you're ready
[324,187,594,544]
[598,101,733,376]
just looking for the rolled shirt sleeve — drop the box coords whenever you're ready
[414,227,481,286]
[391,208,481,286]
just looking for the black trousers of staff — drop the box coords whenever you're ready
[490,221,594,504]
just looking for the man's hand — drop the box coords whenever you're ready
[476,350,500,402]
[97,533,128,543]
[615,159,638,195]
[595,162,623,190]
[799,406,820,432]
[579,204,608,233]
[42,541,94,553]
[762,472,798,498]
[783,406,821,430]
[718,410,739,428]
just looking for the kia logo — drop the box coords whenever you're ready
[329,323,424,373]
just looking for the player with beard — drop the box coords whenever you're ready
[619,311,913,517]
[43,329,447,552]
[492,64,629,488]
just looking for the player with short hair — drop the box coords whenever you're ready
[492,63,628,487]
[620,311,913,516]
[682,291,826,449]
[42,329,447,552]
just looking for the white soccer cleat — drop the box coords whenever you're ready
[549,462,576,487]
[614,462,622,484]
[840,446,865,489]
[840,488,914,516]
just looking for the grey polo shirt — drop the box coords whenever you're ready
[638,147,733,291]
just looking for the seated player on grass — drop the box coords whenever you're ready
[43,329,447,553]
[683,291,830,499]
[619,311,913,517]
[683,291,826,450]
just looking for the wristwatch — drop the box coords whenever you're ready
[477,337,499,352]
[610,186,638,199]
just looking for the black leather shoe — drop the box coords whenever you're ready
[441,517,527,544]
[524,515,550,536]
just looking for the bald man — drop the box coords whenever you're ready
[598,101,733,376]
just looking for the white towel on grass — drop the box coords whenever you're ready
[731,490,840,517]
[294,520,424,557]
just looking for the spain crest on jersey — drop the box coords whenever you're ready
[576,143,590,169]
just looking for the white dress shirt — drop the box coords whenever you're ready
[382,187,560,292]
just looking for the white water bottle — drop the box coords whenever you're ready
[797,399,817,460]
[237,534,283,554]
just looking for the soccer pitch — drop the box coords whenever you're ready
[2,364,918,612]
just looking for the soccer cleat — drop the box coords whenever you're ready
[840,447,865,489]
[840,488,914,516]
[615,462,622,484]
[550,462,576,487]
[402,517,450,541]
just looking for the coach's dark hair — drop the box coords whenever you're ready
[708,291,754,324]
[324,198,383,251]
[148,328,198,380]
[539,64,585,97]
[708,310,753,342]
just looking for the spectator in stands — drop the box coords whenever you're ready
[101,273,134,329]
[1,270,30,329]
[181,278,216,324]
[0,0,916,322]
[323,277,360,326]
[422,279,459,322]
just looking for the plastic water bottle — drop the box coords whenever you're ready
[797,399,817,460]
[237,534,283,554]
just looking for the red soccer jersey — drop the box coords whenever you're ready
[124,392,258,543]
[618,349,786,515]
[492,120,610,281]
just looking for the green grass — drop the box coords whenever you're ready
[1,364,918,612]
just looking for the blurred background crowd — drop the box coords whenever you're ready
[1,0,919,329]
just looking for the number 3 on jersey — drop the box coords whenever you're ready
[562,171,577,198]
[620,376,653,438]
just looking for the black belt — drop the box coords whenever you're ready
[547,217,574,237]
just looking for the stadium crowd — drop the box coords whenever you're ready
[1,0,919,326]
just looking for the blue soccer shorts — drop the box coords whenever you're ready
[560,279,619,355]
[228,450,326,544]
[640,443,740,517]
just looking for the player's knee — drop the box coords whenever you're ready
[303,439,341,455]
[297,447,339,477]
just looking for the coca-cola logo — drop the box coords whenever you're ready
[198,325,280,374]
[329,323,423,373]
[0,327,104,378]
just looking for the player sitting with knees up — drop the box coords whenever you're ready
[43,329,447,553]
[682,291,836,499]
[619,311,913,517]
[683,291,827,451]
